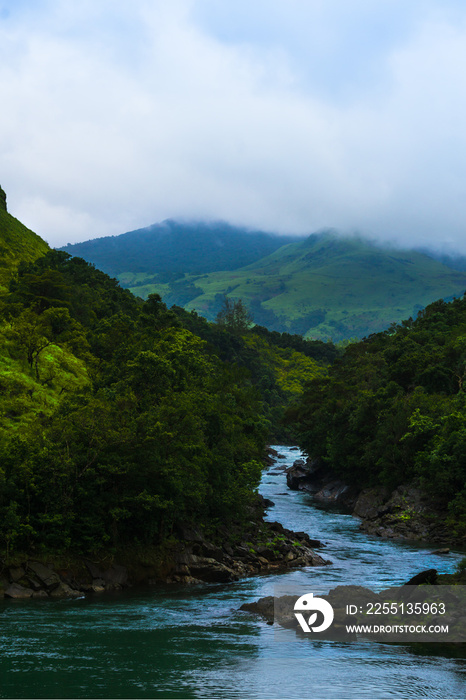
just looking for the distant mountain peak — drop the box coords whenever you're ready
[60,220,466,342]
[60,220,304,278]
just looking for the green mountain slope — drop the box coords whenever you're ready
[60,215,466,342]
[60,220,303,281]
[0,192,87,435]
[136,231,466,342]
[290,293,466,540]
[0,197,333,558]
[0,186,49,293]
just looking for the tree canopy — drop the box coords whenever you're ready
[0,250,332,557]
[289,295,466,537]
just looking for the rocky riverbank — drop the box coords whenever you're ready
[285,456,466,546]
[1,452,332,599]
[285,457,358,508]
[352,485,460,544]
[0,520,331,599]
[163,516,330,585]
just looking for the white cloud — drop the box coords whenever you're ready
[1,0,466,252]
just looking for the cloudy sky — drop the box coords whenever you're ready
[1,0,466,251]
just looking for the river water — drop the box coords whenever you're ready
[1,446,465,699]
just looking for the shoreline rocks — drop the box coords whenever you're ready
[240,579,466,642]
[0,521,331,598]
[352,484,466,545]
[285,457,358,509]
[2,561,88,599]
[284,453,465,547]
[165,519,330,585]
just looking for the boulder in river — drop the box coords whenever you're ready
[49,582,82,598]
[240,583,466,642]
[5,583,34,599]
[314,480,356,505]
[404,569,438,586]
[285,459,357,507]
[286,462,314,490]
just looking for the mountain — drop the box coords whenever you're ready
[416,248,466,272]
[61,220,466,342]
[125,230,466,342]
[60,220,303,281]
[0,185,49,292]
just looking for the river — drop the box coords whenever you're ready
[1,446,465,699]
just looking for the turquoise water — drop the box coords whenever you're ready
[1,447,465,699]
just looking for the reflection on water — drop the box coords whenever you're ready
[1,446,465,699]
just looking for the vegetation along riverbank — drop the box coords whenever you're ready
[0,187,332,597]
[287,293,466,548]
[2,183,466,600]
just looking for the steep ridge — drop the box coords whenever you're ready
[0,186,49,293]
[0,197,333,580]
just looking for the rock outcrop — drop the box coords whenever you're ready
[284,452,464,546]
[352,485,464,544]
[5,583,35,599]
[0,185,6,212]
[166,519,330,584]
[1,561,87,599]
[285,457,358,508]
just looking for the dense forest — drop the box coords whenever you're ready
[290,295,466,538]
[61,220,302,279]
[3,183,466,559]
[0,242,334,558]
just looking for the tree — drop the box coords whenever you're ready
[215,297,253,334]
[8,309,52,379]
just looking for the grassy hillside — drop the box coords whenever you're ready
[0,194,87,440]
[0,186,49,293]
[135,232,466,342]
[61,218,466,342]
[60,220,303,280]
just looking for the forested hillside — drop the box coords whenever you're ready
[0,185,49,293]
[289,294,466,538]
[61,220,302,280]
[0,239,332,557]
[64,223,466,342]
